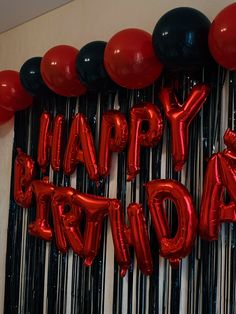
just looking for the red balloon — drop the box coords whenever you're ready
[209,3,236,70]
[37,112,64,172]
[0,106,14,124]
[200,128,236,241]
[145,179,198,267]
[159,84,210,171]
[104,28,163,89]
[98,110,128,177]
[63,113,98,181]
[14,149,35,208]
[0,70,33,111]
[41,45,87,97]
[127,103,163,181]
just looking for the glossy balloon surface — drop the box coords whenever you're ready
[104,28,163,89]
[76,41,115,91]
[159,84,210,171]
[0,70,33,111]
[152,7,211,70]
[0,107,14,124]
[20,57,49,96]
[208,3,236,70]
[41,45,87,97]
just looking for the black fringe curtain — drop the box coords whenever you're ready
[4,66,236,314]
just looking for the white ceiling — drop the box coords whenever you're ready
[0,0,73,33]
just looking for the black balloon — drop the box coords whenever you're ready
[20,57,50,96]
[76,41,116,91]
[152,7,211,70]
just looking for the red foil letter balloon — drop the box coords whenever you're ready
[28,177,55,241]
[98,110,128,177]
[37,112,64,172]
[41,45,87,97]
[200,129,236,240]
[127,103,163,181]
[14,149,35,208]
[109,200,153,276]
[51,187,83,255]
[126,203,153,275]
[63,113,98,181]
[72,192,111,266]
[145,179,198,267]
[159,84,210,171]
[104,28,163,89]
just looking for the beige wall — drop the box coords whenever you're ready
[0,0,234,311]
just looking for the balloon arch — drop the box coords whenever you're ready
[0,4,236,122]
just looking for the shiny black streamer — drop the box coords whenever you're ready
[4,66,236,314]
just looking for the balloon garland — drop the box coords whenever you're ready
[0,4,235,123]
[3,4,236,277]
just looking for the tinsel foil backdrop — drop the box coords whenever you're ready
[4,66,236,314]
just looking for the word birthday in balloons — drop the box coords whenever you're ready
[13,82,236,276]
